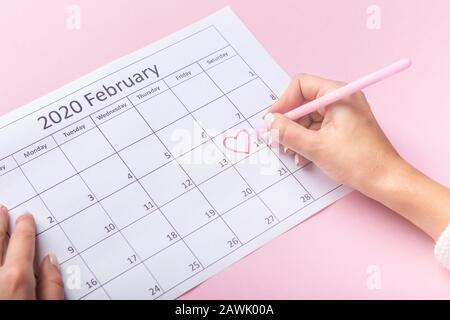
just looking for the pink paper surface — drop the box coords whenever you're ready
[1,0,449,299]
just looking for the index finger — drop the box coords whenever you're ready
[5,213,36,267]
[269,74,344,114]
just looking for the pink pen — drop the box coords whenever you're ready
[257,58,412,134]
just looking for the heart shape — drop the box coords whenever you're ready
[223,128,251,154]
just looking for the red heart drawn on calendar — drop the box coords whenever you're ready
[223,128,251,154]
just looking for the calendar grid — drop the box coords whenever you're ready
[0,23,345,300]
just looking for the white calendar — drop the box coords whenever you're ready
[0,7,351,299]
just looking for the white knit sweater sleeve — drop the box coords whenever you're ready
[434,223,450,270]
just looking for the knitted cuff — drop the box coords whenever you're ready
[434,223,450,271]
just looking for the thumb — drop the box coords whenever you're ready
[37,254,64,300]
[264,112,317,158]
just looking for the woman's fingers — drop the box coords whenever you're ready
[37,254,64,300]
[269,73,345,114]
[4,213,36,268]
[265,113,317,159]
[0,211,64,299]
[294,153,310,167]
[0,205,8,265]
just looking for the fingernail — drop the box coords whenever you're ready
[48,254,60,270]
[294,154,300,166]
[264,113,275,128]
[0,205,6,218]
[15,212,31,224]
[267,133,272,147]
[283,145,289,153]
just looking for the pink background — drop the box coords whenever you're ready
[1,0,449,299]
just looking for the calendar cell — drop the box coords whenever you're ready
[259,175,312,220]
[229,79,275,119]
[248,106,304,173]
[8,196,55,234]
[100,182,156,229]
[192,96,242,137]
[162,188,217,237]
[60,127,114,171]
[122,211,179,259]
[60,255,99,300]
[157,115,209,158]
[35,226,77,264]
[60,204,117,252]
[235,147,287,193]
[273,148,300,174]
[294,163,341,199]
[136,90,188,131]
[206,55,256,93]
[145,240,202,290]
[98,108,152,151]
[177,140,228,184]
[184,218,240,266]
[212,121,265,164]
[140,161,194,206]
[0,169,36,208]
[246,107,269,129]
[119,134,171,178]
[104,264,162,300]
[80,154,134,200]
[81,232,137,283]
[21,148,76,192]
[198,168,253,214]
[171,72,222,112]
[41,175,96,222]
[223,197,275,244]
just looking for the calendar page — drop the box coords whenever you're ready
[0,7,351,299]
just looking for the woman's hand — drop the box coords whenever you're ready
[264,74,450,241]
[0,205,64,299]
[265,73,402,192]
